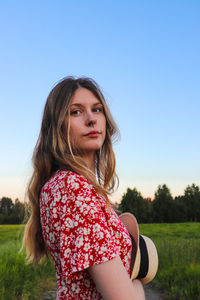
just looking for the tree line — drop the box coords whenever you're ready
[0,197,31,224]
[117,183,200,223]
[1,183,200,224]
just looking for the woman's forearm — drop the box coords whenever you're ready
[132,280,145,300]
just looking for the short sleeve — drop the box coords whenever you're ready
[59,173,119,281]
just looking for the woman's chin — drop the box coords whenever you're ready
[81,143,103,152]
[79,146,101,155]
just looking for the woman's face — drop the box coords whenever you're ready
[65,88,106,157]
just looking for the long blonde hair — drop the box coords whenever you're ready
[22,76,119,265]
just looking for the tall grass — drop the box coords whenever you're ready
[139,223,200,300]
[0,225,55,300]
[1,223,200,299]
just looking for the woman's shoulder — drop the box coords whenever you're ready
[42,170,93,195]
[64,170,93,188]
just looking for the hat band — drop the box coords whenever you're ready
[137,235,149,279]
[129,234,149,279]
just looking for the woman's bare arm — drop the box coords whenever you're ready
[88,255,145,300]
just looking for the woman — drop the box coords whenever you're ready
[23,77,145,300]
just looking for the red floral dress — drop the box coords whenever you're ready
[40,170,132,299]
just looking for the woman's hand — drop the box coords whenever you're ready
[88,255,145,300]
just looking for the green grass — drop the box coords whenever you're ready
[139,223,200,300]
[0,224,24,244]
[1,223,200,299]
[0,225,55,300]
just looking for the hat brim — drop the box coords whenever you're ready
[139,235,158,284]
[119,212,158,284]
[119,213,140,279]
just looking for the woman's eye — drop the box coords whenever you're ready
[93,107,103,113]
[70,110,81,115]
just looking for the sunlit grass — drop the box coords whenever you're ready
[0,225,55,300]
[0,224,24,244]
[1,223,200,299]
[139,223,200,299]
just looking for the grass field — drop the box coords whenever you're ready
[0,225,55,300]
[139,223,200,299]
[0,223,200,299]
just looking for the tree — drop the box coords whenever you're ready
[152,184,174,222]
[0,197,26,224]
[143,198,154,223]
[0,197,13,215]
[183,184,200,221]
[118,188,148,223]
[173,195,187,222]
[14,199,25,223]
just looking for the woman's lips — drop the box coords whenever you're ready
[85,131,100,138]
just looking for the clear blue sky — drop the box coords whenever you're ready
[0,0,199,203]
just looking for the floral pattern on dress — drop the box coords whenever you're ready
[40,170,132,300]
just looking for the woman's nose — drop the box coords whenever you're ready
[87,119,96,127]
[86,111,97,127]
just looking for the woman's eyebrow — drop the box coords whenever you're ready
[70,103,83,108]
[93,102,102,106]
[70,102,102,107]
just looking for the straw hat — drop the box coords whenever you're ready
[119,212,158,284]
